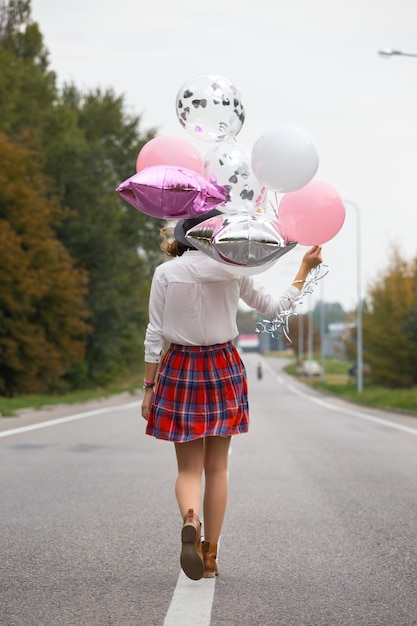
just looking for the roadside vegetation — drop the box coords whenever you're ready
[1,2,417,420]
[0,370,143,417]
[0,1,162,399]
[3,355,416,418]
[284,357,417,417]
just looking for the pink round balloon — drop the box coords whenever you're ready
[278,180,345,245]
[116,165,228,219]
[136,136,204,174]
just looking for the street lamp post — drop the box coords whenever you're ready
[320,280,326,381]
[378,49,417,59]
[344,200,363,393]
[298,311,303,363]
[307,294,314,361]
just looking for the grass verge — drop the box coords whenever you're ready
[0,371,143,417]
[284,357,417,417]
[2,357,416,419]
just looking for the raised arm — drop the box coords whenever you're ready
[291,246,323,290]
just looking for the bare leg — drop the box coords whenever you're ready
[203,436,231,543]
[174,439,204,518]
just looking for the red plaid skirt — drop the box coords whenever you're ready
[146,342,249,442]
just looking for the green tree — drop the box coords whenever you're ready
[47,85,163,385]
[0,133,90,395]
[363,247,417,388]
[0,0,56,140]
[0,0,165,388]
[400,256,417,381]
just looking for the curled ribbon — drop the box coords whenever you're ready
[255,264,329,342]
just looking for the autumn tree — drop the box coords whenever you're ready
[402,257,417,373]
[0,134,90,395]
[0,0,164,390]
[362,246,417,388]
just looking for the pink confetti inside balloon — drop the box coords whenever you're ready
[176,74,245,143]
[203,141,266,214]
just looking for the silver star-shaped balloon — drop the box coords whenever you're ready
[186,213,297,268]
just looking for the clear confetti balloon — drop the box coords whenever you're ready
[203,141,266,214]
[176,74,245,143]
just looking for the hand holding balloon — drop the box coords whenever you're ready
[291,246,323,290]
[303,245,323,267]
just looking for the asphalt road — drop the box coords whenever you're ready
[1,354,417,626]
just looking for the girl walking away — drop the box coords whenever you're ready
[141,210,323,580]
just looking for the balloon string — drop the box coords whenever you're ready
[255,264,329,342]
[267,192,280,218]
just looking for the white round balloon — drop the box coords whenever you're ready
[251,125,319,192]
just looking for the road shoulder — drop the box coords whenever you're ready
[0,390,143,433]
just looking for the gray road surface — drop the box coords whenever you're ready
[1,354,417,626]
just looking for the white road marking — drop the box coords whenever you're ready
[0,401,140,438]
[0,398,221,626]
[163,461,228,625]
[267,368,417,437]
[163,571,215,626]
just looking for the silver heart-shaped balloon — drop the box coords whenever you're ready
[186,213,297,267]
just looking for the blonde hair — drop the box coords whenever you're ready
[160,226,189,258]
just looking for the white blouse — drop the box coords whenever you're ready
[144,250,299,363]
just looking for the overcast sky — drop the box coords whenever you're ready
[31,0,417,311]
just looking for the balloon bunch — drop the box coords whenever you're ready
[116,73,346,275]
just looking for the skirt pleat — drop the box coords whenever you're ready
[146,342,249,442]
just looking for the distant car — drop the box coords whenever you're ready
[297,360,322,376]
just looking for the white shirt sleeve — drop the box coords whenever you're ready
[144,267,166,363]
[239,277,300,318]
